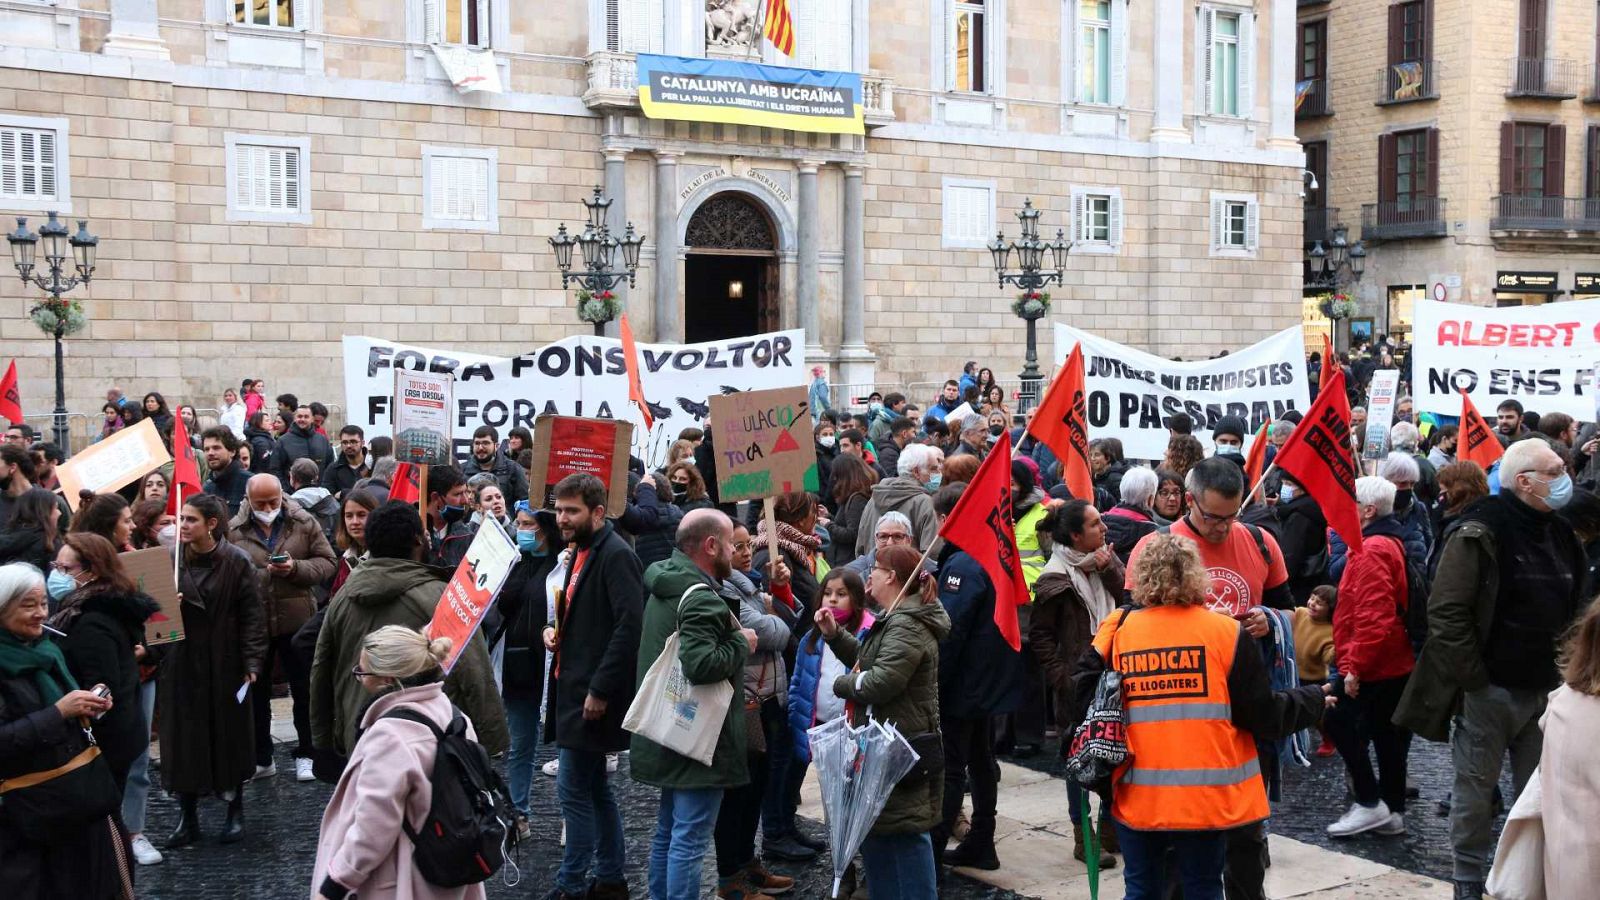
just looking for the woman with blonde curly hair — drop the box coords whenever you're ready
[1072,533,1328,899]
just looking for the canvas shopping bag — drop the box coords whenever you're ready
[622,584,734,766]
[1487,766,1545,900]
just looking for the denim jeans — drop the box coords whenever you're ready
[503,696,540,817]
[649,787,723,900]
[555,748,627,894]
[859,831,937,900]
[1117,822,1226,900]
[121,680,157,833]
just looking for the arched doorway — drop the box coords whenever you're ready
[684,192,779,342]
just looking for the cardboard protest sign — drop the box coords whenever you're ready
[1413,297,1600,420]
[528,416,634,514]
[56,419,173,511]
[1053,324,1311,459]
[1364,370,1401,460]
[709,386,818,503]
[342,329,806,469]
[393,369,454,467]
[123,547,183,645]
[428,517,519,674]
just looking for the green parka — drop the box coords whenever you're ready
[827,597,951,835]
[628,550,752,790]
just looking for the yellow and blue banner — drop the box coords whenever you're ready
[635,54,865,136]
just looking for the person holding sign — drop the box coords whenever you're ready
[160,492,268,848]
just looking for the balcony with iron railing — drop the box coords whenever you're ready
[1296,79,1331,118]
[1376,60,1438,104]
[582,51,897,126]
[1507,57,1582,99]
[1303,206,1339,247]
[1361,198,1448,240]
[1491,195,1600,231]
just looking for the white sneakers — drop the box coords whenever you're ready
[130,834,163,866]
[295,757,315,783]
[251,761,277,781]
[541,753,619,778]
[606,753,619,774]
[1375,812,1406,836]
[1327,801,1395,837]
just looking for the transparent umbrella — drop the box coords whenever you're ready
[807,716,920,899]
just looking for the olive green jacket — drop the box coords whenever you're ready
[1394,520,1498,742]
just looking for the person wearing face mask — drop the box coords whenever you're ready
[1273,475,1329,604]
[666,462,714,513]
[228,473,337,784]
[1395,437,1588,900]
[1326,453,1430,584]
[1209,415,1249,467]
[813,420,839,505]
[425,465,475,570]
[853,444,943,557]
[0,444,71,534]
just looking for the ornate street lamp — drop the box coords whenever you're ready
[549,186,645,336]
[989,199,1071,412]
[1306,223,1366,351]
[7,212,97,452]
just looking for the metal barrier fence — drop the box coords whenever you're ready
[22,402,349,458]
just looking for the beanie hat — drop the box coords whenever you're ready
[1212,415,1248,443]
[1011,458,1037,496]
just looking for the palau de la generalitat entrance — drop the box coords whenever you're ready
[684,191,781,342]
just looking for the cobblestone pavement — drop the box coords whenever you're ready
[136,730,1504,898]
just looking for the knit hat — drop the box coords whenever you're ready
[1212,415,1248,443]
[1011,458,1037,495]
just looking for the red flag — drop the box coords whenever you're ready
[1270,367,1363,554]
[1319,331,1334,391]
[391,462,422,505]
[937,431,1030,651]
[167,410,202,517]
[619,314,653,433]
[1028,342,1094,502]
[1458,390,1505,470]
[1243,420,1270,488]
[0,360,20,425]
[764,0,795,55]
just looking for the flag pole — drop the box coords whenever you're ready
[745,0,768,62]
[1240,463,1277,509]
[171,484,182,586]
[881,542,937,616]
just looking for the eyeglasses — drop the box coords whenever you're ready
[1156,488,1184,499]
[350,665,374,680]
[1192,504,1240,525]
[50,562,81,574]
[874,532,910,543]
[871,566,894,578]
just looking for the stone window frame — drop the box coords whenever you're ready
[421,145,500,233]
[931,0,1008,127]
[1209,190,1259,258]
[203,0,324,74]
[406,0,512,86]
[1197,2,1255,121]
[0,114,71,215]
[1070,185,1123,254]
[1063,0,1129,108]
[225,133,312,226]
[941,176,997,250]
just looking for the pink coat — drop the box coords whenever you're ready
[310,682,487,900]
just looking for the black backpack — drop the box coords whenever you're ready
[381,708,515,888]
[1380,534,1431,652]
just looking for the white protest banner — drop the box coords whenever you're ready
[393,369,454,467]
[1364,369,1401,460]
[1413,297,1600,420]
[1052,324,1311,460]
[343,329,806,467]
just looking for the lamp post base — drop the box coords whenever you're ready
[1018,316,1043,414]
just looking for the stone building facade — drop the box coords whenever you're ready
[0,0,1304,427]
[1298,0,1600,344]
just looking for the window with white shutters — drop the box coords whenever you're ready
[226,134,310,224]
[1071,186,1123,252]
[1200,5,1254,119]
[605,0,663,53]
[949,0,988,93]
[423,147,498,231]
[942,179,996,248]
[423,0,491,46]
[1209,192,1258,257]
[795,0,854,71]
[234,0,308,29]
[0,123,61,207]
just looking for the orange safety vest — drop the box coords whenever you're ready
[1092,604,1269,832]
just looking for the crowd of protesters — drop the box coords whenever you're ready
[0,348,1598,900]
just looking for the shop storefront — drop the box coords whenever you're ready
[1387,284,1423,343]
[1575,273,1600,302]
[1494,270,1561,306]
[1302,295,1331,354]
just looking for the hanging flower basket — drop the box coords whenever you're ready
[30,296,86,336]
[1317,292,1358,321]
[1011,290,1051,319]
[575,287,623,326]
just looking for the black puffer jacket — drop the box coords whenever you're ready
[243,423,277,475]
[58,589,158,784]
[1093,460,1129,505]
[275,423,333,485]
[0,527,52,575]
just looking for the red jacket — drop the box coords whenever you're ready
[1333,523,1415,683]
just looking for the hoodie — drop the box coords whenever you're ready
[291,485,341,545]
[853,475,941,557]
[309,556,508,757]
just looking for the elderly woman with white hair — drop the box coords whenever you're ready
[1102,466,1161,564]
[1388,421,1438,505]
[1329,451,1431,581]
[0,562,128,898]
[1324,476,1417,838]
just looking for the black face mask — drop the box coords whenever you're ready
[672,486,688,503]
[989,425,1004,436]
[441,504,467,525]
[1393,489,1414,513]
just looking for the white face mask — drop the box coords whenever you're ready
[253,506,281,526]
[157,523,178,548]
[819,435,836,449]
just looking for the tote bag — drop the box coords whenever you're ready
[1063,608,1134,792]
[1487,767,1546,900]
[622,584,735,766]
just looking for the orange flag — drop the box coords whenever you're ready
[1458,390,1505,470]
[618,314,653,433]
[1028,342,1094,502]
[1243,420,1270,488]
[0,360,21,425]
[937,431,1030,651]
[166,410,202,517]
[1271,367,1363,554]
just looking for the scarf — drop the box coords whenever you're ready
[756,520,822,570]
[1045,544,1116,630]
[0,629,78,704]
[45,587,90,632]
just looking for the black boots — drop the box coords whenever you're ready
[944,822,1001,871]
[219,790,245,844]
[1452,882,1485,900]
[164,793,201,849]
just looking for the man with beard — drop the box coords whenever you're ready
[541,474,644,900]
[275,405,333,489]
[628,508,758,900]
[462,425,529,504]
[200,426,250,517]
